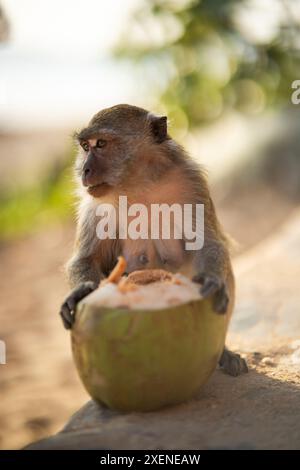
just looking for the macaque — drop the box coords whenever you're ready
[60,104,247,376]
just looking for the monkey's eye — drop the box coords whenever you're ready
[81,142,89,152]
[96,139,107,148]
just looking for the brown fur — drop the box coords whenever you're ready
[67,104,234,319]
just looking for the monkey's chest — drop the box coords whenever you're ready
[121,238,195,277]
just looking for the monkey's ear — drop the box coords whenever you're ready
[149,115,168,143]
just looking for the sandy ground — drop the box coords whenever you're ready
[25,348,300,450]
[0,224,88,449]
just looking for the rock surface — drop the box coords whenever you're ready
[25,210,300,450]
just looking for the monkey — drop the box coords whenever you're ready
[60,104,248,377]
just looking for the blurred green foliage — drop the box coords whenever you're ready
[0,156,75,240]
[116,0,300,127]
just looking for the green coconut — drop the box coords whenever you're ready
[71,263,228,412]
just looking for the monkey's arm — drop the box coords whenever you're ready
[193,238,232,314]
[67,254,103,288]
[192,235,249,375]
[60,255,104,329]
[191,198,248,375]
[190,192,232,313]
[59,199,108,329]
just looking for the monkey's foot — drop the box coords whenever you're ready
[219,348,248,377]
[192,273,229,314]
[60,281,97,330]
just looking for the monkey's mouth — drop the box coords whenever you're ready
[88,183,102,190]
[87,183,111,196]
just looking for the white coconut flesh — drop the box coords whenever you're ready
[83,269,202,311]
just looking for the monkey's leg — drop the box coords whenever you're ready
[60,281,98,330]
[219,347,248,376]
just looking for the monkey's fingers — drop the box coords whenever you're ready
[213,285,229,314]
[60,303,73,330]
[193,274,228,315]
[201,280,220,297]
[193,274,221,298]
[59,281,98,330]
[60,293,81,329]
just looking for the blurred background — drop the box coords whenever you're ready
[0,0,300,449]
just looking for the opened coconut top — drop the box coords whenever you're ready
[84,256,202,310]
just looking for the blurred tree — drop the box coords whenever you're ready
[0,3,9,42]
[116,0,300,128]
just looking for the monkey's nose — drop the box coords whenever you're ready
[82,166,94,186]
[84,167,91,177]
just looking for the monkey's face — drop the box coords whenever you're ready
[75,104,169,197]
[76,132,130,197]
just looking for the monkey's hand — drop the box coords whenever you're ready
[60,281,98,329]
[192,273,229,314]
